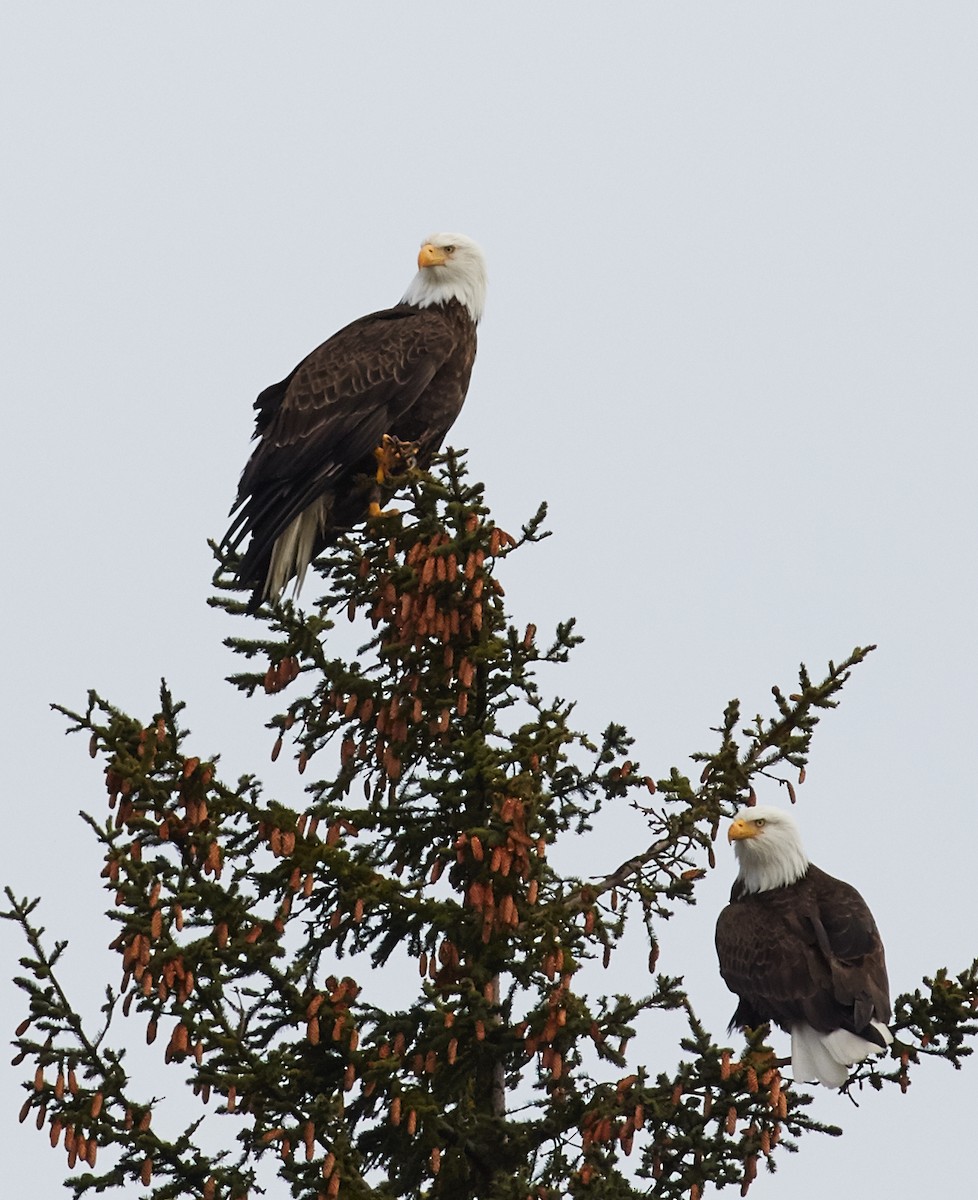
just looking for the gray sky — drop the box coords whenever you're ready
[2,4,976,1195]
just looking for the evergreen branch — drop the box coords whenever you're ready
[590,648,878,939]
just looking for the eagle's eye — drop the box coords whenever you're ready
[444,245,456,254]
[754,818,766,827]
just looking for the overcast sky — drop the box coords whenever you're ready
[2,4,976,1196]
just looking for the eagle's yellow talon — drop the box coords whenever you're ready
[374,434,420,485]
[374,439,391,485]
[368,502,401,520]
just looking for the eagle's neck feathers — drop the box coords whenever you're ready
[401,272,485,324]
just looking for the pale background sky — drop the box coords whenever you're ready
[2,4,976,1196]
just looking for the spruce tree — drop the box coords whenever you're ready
[5,454,977,1198]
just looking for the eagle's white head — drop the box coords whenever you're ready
[401,232,487,323]
[728,805,810,894]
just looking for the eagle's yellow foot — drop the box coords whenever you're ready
[368,500,401,520]
[374,434,420,484]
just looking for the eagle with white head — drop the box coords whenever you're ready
[223,233,487,610]
[715,805,892,1088]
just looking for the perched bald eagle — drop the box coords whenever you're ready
[223,233,487,609]
[715,806,892,1088]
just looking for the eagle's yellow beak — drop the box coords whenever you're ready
[728,817,760,843]
[418,242,449,269]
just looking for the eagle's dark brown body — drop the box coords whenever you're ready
[225,297,477,608]
[715,864,891,1042]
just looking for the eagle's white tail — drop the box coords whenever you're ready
[264,499,328,602]
[791,1021,893,1088]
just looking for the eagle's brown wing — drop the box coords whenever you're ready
[225,303,463,592]
[716,866,889,1037]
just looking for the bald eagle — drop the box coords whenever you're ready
[223,233,487,609]
[715,806,892,1088]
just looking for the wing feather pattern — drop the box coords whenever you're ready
[224,300,475,605]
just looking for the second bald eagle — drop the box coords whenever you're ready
[715,806,892,1088]
[224,233,487,609]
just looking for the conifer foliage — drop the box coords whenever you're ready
[5,454,978,1199]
